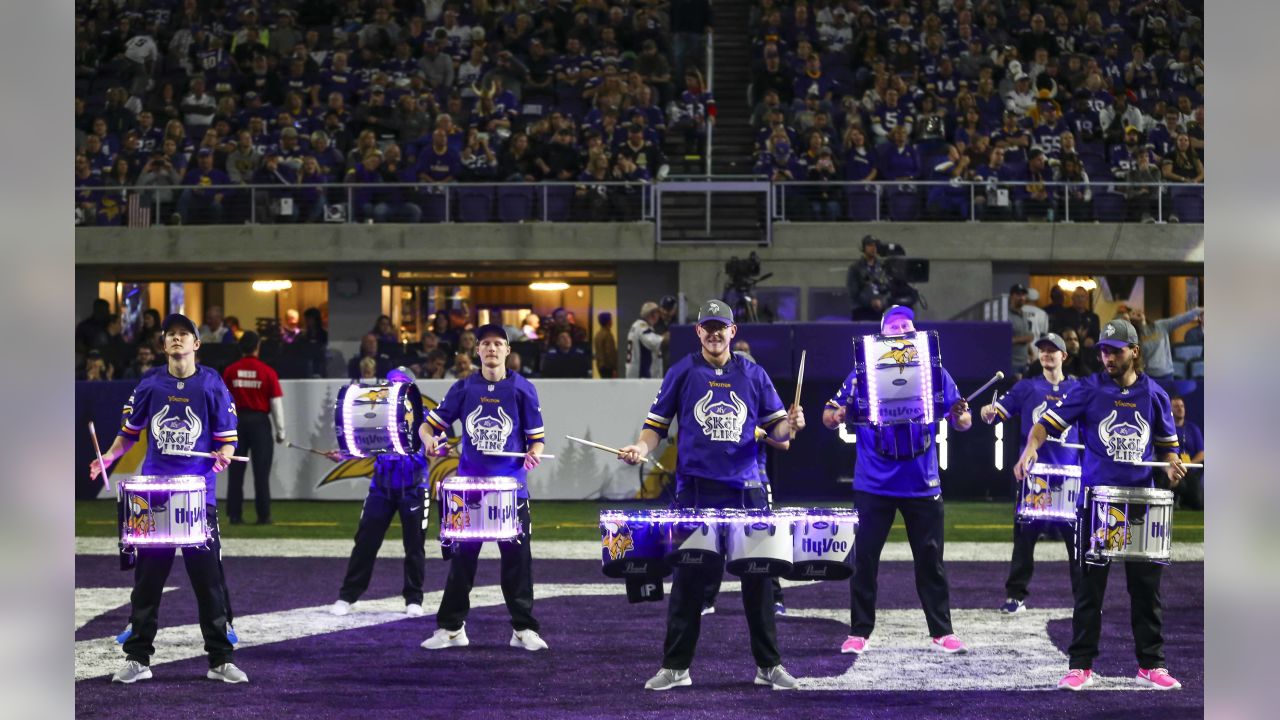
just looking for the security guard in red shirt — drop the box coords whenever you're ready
[222,331,286,524]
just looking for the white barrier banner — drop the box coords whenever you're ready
[212,379,665,501]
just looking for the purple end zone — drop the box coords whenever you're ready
[76,556,1203,719]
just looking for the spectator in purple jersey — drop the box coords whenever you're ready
[308,131,345,178]
[75,155,103,225]
[346,150,388,223]
[1110,125,1147,181]
[991,110,1031,165]
[877,125,920,182]
[925,143,972,219]
[672,70,714,157]
[1054,153,1092,220]
[177,148,230,224]
[414,128,462,200]
[1064,90,1102,142]
[321,51,361,102]
[871,87,912,142]
[297,155,330,223]
[1031,101,1068,156]
[1148,109,1183,157]
[252,151,300,223]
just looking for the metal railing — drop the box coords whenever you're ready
[74,179,1202,228]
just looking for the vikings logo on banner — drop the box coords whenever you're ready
[125,494,156,536]
[1023,477,1051,509]
[150,404,203,455]
[602,519,635,561]
[693,390,748,443]
[465,405,514,453]
[445,492,470,532]
[1096,503,1130,551]
[1098,409,1149,464]
[877,340,918,374]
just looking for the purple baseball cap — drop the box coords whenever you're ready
[880,304,914,332]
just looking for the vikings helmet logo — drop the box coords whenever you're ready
[1095,504,1130,551]
[693,390,748,442]
[602,520,635,561]
[878,341,918,374]
[1023,477,1051,509]
[445,492,470,532]
[355,388,391,406]
[125,494,155,536]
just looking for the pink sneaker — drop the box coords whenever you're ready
[840,636,869,655]
[1136,668,1182,690]
[1058,669,1095,691]
[930,634,968,654]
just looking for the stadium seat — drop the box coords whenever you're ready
[1170,186,1204,223]
[1171,360,1189,379]
[1172,343,1204,362]
[497,186,536,222]
[1189,360,1205,378]
[543,186,573,222]
[420,191,449,223]
[456,187,495,222]
[845,187,878,221]
[888,189,921,221]
[1092,192,1126,221]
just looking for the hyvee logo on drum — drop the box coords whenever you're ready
[800,537,849,555]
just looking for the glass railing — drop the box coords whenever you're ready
[74,179,1203,227]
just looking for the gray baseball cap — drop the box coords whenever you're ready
[697,299,734,325]
[1098,319,1140,349]
[1035,332,1067,353]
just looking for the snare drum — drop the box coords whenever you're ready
[724,511,794,577]
[783,508,858,581]
[334,381,423,457]
[119,475,211,548]
[848,331,947,459]
[599,510,675,579]
[439,476,519,542]
[1085,486,1174,564]
[1015,463,1082,524]
[664,510,726,569]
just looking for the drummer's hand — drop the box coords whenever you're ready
[523,443,544,470]
[1014,448,1037,482]
[823,406,846,429]
[89,453,115,481]
[324,450,345,463]
[618,444,646,465]
[787,403,805,434]
[211,448,233,473]
[979,404,999,424]
[950,398,970,419]
[1164,454,1186,488]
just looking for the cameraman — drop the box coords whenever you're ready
[846,236,891,321]
[137,152,181,223]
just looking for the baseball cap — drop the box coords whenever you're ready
[697,299,734,326]
[197,148,213,157]
[639,301,660,317]
[1015,72,1029,81]
[238,330,260,353]
[880,304,914,332]
[1125,125,1140,134]
[474,323,508,342]
[1009,283,1028,295]
[387,365,416,383]
[1098,319,1140,349]
[162,313,198,335]
[1035,333,1067,353]
[659,295,678,310]
[1026,287,1041,302]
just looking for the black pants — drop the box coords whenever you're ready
[436,502,538,632]
[850,490,953,638]
[339,485,427,605]
[703,575,784,608]
[664,478,780,671]
[123,505,234,668]
[1069,558,1165,670]
[227,411,273,522]
[1005,516,1081,601]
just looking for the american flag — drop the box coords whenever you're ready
[126,193,151,228]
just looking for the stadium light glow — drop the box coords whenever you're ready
[529,281,570,291]
[1056,278,1097,292]
[252,280,293,292]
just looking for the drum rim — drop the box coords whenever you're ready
[1091,485,1175,503]
[441,475,520,489]
[1028,462,1083,477]
[126,474,207,483]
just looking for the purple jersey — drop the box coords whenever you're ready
[993,375,1080,464]
[118,365,239,496]
[1038,372,1179,491]
[644,352,787,490]
[424,373,546,498]
[826,367,962,498]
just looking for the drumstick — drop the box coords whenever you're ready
[566,435,669,473]
[1046,436,1086,450]
[1130,460,1204,468]
[88,421,112,492]
[964,371,1005,403]
[287,442,331,457]
[793,350,807,408]
[166,449,251,463]
[482,450,557,459]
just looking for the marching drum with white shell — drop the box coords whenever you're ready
[1015,463,1082,524]
[439,476,520,543]
[119,475,211,548]
[724,511,794,577]
[847,331,947,459]
[782,508,858,581]
[664,510,726,568]
[1084,485,1174,564]
[334,381,423,457]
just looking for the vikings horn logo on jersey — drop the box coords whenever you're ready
[1023,477,1051,510]
[878,341,918,374]
[150,404,203,454]
[1095,503,1130,551]
[465,404,515,453]
[601,519,635,561]
[1098,409,1150,464]
[693,390,748,442]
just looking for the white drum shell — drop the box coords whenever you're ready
[1016,463,1082,524]
[120,475,211,548]
[1089,486,1174,562]
[439,477,520,542]
[725,517,794,577]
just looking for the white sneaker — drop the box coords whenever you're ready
[329,600,352,616]
[644,667,692,690]
[510,628,549,651]
[421,625,469,650]
[405,603,425,617]
[111,660,152,684]
[206,663,249,684]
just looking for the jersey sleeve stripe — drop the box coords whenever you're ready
[760,409,787,425]
[646,412,672,425]
[425,412,447,432]
[524,426,545,436]
[1040,410,1068,432]
[120,424,142,437]
[643,418,668,432]
[825,399,841,409]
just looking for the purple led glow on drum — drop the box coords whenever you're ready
[119,475,211,548]
[439,476,520,542]
[861,332,935,426]
[1016,463,1083,523]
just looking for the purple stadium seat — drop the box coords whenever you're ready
[1092,192,1126,221]
[418,191,448,223]
[497,186,536,222]
[455,186,494,222]
[888,189,921,221]
[543,186,573,221]
[845,187,877,221]
[1170,186,1204,223]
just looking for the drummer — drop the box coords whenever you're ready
[1016,318,1186,691]
[326,367,431,619]
[618,299,805,691]
[821,305,972,657]
[979,333,1082,614]
[417,324,549,652]
[88,313,247,684]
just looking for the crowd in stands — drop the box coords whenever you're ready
[75,0,711,226]
[747,0,1204,222]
